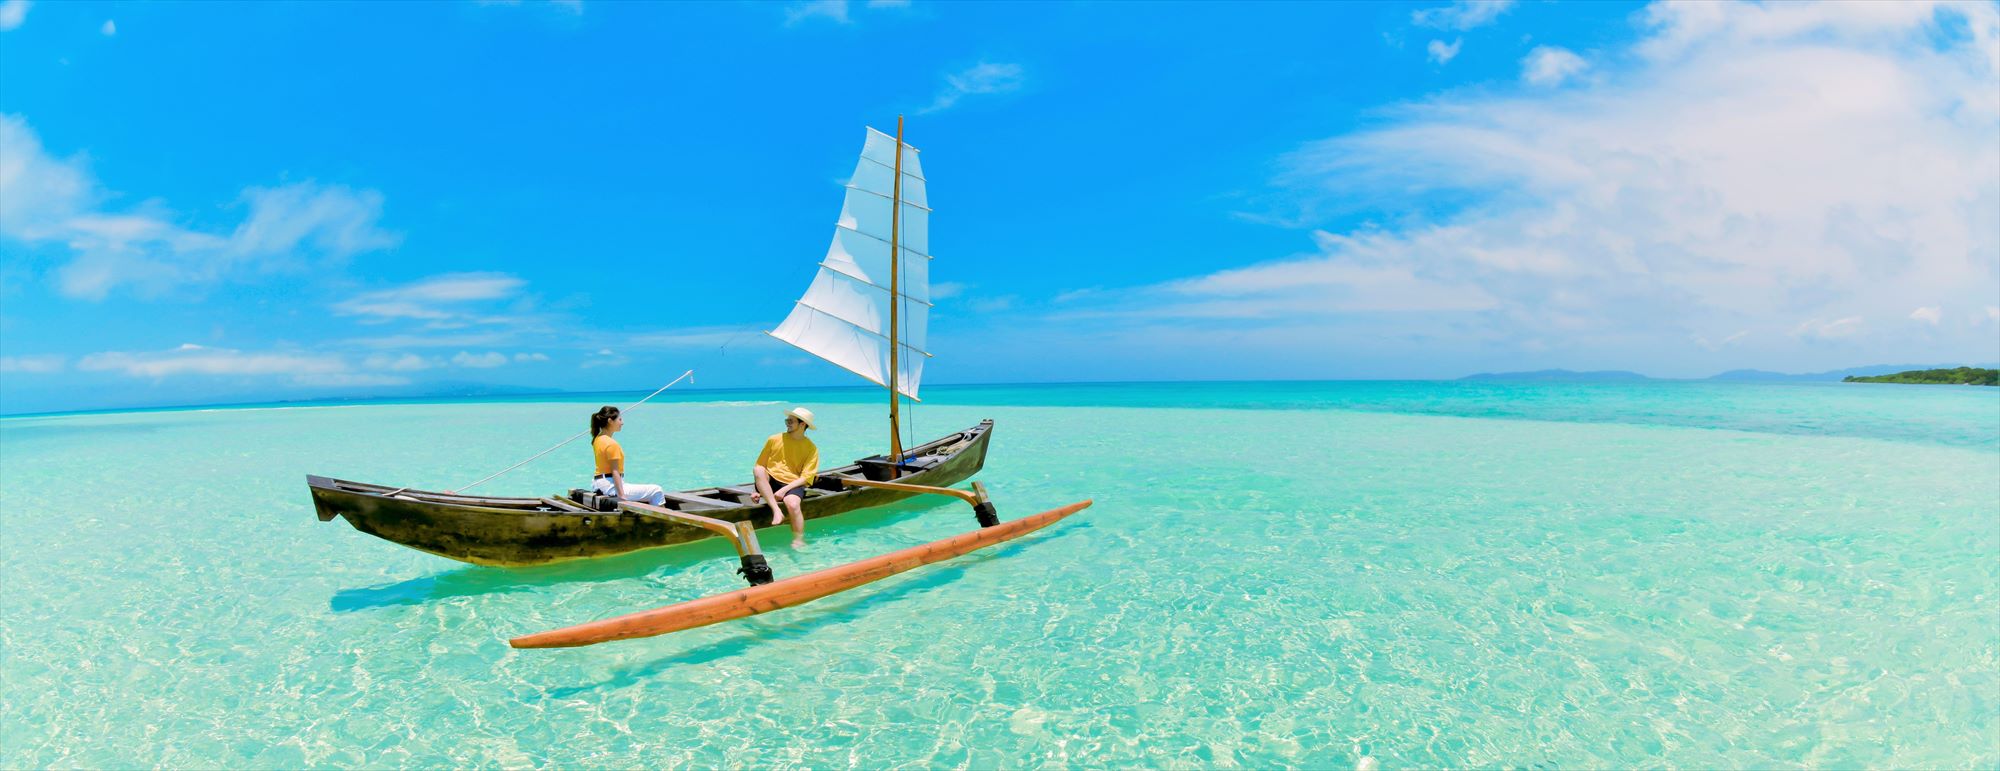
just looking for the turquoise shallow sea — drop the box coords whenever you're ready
[2,381,1996,767]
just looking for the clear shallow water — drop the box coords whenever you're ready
[2,381,1995,767]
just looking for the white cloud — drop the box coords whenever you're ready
[624,326,765,348]
[970,295,1017,313]
[931,281,967,300]
[921,62,1025,114]
[0,354,63,373]
[100,19,113,36]
[363,353,433,371]
[513,352,549,362]
[1693,330,1750,350]
[785,0,849,25]
[783,0,904,25]
[0,115,90,239]
[1428,38,1463,65]
[1521,46,1587,86]
[335,273,525,323]
[77,343,349,380]
[0,0,28,32]
[1910,305,1942,325]
[1795,316,1865,340]
[1145,230,1501,318]
[582,349,629,368]
[1135,1,1998,371]
[451,351,509,368]
[0,114,399,299]
[344,332,515,349]
[1412,0,1514,31]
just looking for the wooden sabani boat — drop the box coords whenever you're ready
[309,420,993,567]
[314,122,1088,646]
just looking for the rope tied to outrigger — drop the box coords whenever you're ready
[383,369,695,498]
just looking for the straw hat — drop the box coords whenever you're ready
[784,407,816,429]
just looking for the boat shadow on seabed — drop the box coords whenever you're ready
[327,496,976,613]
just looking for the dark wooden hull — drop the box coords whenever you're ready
[309,421,994,566]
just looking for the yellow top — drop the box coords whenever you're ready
[756,432,819,484]
[593,435,624,475]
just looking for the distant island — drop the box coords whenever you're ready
[1843,367,1998,386]
[1461,363,2000,383]
[1458,369,1651,382]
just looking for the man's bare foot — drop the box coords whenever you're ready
[770,509,785,526]
[791,538,807,549]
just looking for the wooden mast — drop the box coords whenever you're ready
[888,115,906,465]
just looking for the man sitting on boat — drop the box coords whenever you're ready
[589,406,667,506]
[754,407,819,548]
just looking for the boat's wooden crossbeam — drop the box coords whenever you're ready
[839,477,999,527]
[618,501,773,584]
[840,477,976,504]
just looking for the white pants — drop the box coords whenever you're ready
[593,477,666,506]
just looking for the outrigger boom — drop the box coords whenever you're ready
[512,483,1092,648]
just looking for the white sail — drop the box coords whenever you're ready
[770,127,930,400]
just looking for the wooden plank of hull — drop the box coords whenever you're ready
[510,499,1092,648]
[308,421,994,567]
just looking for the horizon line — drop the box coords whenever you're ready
[7,364,1991,420]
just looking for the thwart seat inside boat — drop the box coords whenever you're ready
[659,491,732,510]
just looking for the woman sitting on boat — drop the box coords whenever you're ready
[754,407,819,548]
[589,406,667,507]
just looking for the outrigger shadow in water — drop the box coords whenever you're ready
[329,496,974,613]
[539,527,1088,699]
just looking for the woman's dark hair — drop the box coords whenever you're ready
[590,406,621,438]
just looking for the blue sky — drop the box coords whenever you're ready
[2,0,1996,414]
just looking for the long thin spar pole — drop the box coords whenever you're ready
[888,115,906,465]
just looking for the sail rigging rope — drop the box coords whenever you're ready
[383,369,696,498]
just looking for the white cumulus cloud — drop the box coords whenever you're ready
[451,351,509,368]
[1412,0,1514,31]
[0,0,28,32]
[1521,46,1587,86]
[1428,38,1463,65]
[335,273,525,323]
[921,62,1025,114]
[1795,316,1865,341]
[363,353,434,371]
[1114,0,1999,374]
[1910,306,1942,325]
[785,0,849,25]
[78,343,350,380]
[0,115,399,299]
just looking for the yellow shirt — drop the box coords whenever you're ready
[593,435,625,475]
[756,432,818,484]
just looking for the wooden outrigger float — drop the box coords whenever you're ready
[512,495,1092,648]
[308,119,1089,645]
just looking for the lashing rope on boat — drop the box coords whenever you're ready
[382,369,695,499]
